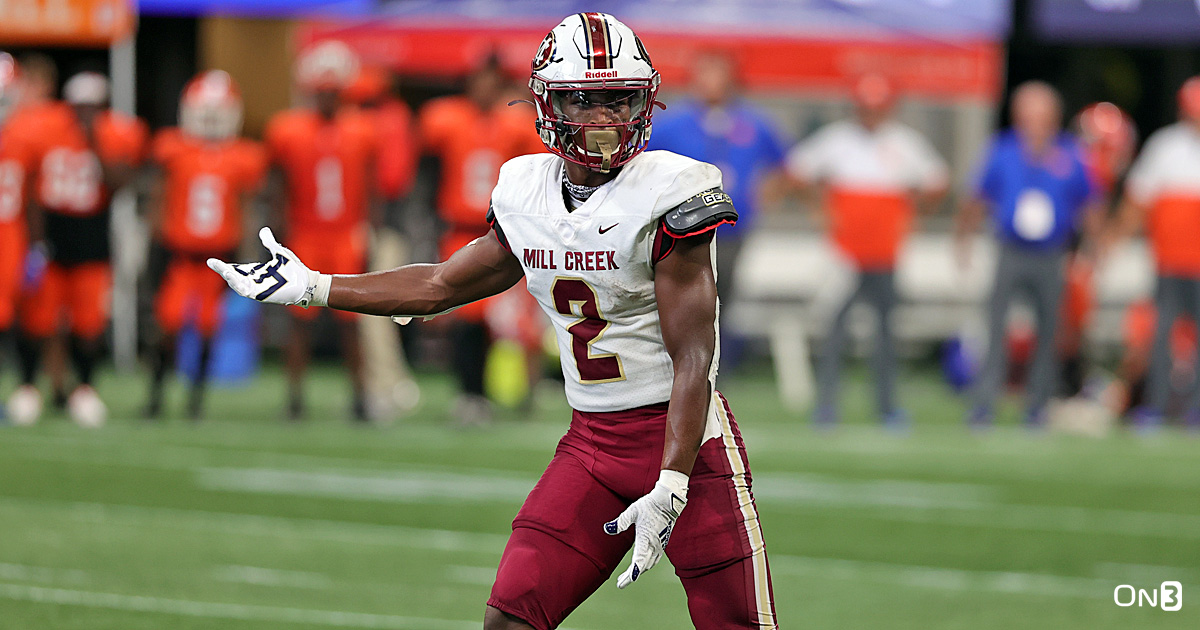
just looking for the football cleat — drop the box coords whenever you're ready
[7,385,42,426]
[68,385,107,429]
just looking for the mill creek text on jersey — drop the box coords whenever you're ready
[523,248,620,271]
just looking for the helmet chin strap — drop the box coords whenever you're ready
[585,128,621,173]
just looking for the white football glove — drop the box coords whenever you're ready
[604,469,688,589]
[207,228,331,307]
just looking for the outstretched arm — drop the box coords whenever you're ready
[329,234,524,316]
[209,228,523,318]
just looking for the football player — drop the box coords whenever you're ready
[6,71,147,427]
[417,54,545,425]
[1107,78,1200,429]
[0,53,24,412]
[211,13,776,629]
[264,41,378,421]
[145,70,267,420]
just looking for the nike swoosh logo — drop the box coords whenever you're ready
[599,223,619,234]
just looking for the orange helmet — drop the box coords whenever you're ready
[0,52,17,124]
[343,65,389,105]
[1074,102,1136,192]
[1178,75,1200,121]
[295,40,360,92]
[180,70,243,141]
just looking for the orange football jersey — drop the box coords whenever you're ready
[265,109,377,231]
[7,103,147,217]
[418,96,543,230]
[153,128,268,254]
[371,99,417,201]
[0,126,26,228]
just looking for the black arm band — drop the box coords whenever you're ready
[662,188,738,237]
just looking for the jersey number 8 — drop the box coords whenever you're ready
[41,148,102,213]
[186,174,226,237]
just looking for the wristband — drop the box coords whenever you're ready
[657,469,689,499]
[307,272,332,308]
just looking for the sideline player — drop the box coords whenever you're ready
[264,41,378,421]
[210,13,777,629]
[1107,77,1200,430]
[417,54,545,425]
[0,53,24,405]
[788,74,949,430]
[6,71,147,427]
[145,70,267,420]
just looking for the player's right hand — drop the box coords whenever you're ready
[207,227,324,307]
[604,470,689,589]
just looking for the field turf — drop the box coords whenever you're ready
[0,362,1197,629]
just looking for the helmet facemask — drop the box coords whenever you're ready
[531,78,659,173]
[181,101,243,141]
[180,70,244,141]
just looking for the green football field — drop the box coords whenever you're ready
[0,362,1197,629]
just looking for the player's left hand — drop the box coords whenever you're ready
[207,227,325,307]
[604,470,688,589]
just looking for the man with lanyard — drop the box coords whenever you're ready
[956,81,1099,429]
[648,49,787,370]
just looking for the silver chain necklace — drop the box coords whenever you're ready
[562,170,601,201]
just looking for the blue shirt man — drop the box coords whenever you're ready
[649,99,787,236]
[958,81,1098,428]
[975,130,1095,249]
[648,51,787,371]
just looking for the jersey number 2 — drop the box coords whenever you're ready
[551,277,625,384]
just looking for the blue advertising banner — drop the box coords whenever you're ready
[1035,0,1200,43]
[376,0,1010,40]
[143,0,1011,40]
[139,0,375,18]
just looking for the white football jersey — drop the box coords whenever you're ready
[490,150,726,437]
[1126,122,1200,203]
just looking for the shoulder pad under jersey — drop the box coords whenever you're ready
[661,188,738,237]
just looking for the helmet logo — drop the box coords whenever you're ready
[532,31,557,72]
[633,35,652,67]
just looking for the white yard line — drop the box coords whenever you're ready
[771,555,1111,599]
[753,472,996,509]
[189,467,1200,540]
[0,563,88,585]
[0,582,480,630]
[3,435,544,478]
[0,496,507,554]
[211,565,335,590]
[855,503,1200,540]
[194,467,538,504]
[444,565,497,586]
